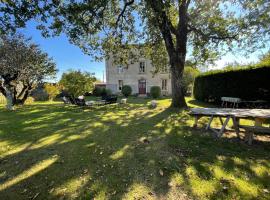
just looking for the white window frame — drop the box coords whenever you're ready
[161,79,168,91]
[117,65,124,73]
[118,80,123,91]
[139,61,146,73]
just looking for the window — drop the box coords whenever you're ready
[139,62,145,73]
[117,65,124,73]
[162,79,167,90]
[118,80,123,90]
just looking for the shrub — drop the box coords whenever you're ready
[193,65,270,103]
[101,88,112,96]
[0,94,6,104]
[150,86,161,99]
[25,97,35,105]
[122,85,132,97]
[44,83,60,101]
[31,88,49,101]
[93,87,103,96]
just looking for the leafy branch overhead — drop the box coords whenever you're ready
[1,0,268,64]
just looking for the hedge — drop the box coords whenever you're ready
[193,65,270,103]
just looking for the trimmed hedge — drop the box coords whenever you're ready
[150,86,161,99]
[122,85,132,97]
[193,65,270,103]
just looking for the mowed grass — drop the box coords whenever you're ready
[0,97,270,200]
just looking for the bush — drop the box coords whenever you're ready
[31,88,49,101]
[101,88,112,96]
[93,87,103,96]
[122,85,132,97]
[0,94,6,104]
[44,83,60,101]
[193,65,270,103]
[150,86,161,99]
[25,97,35,105]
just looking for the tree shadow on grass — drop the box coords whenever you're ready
[0,102,270,199]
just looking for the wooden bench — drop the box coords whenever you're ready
[190,108,270,144]
[239,125,270,145]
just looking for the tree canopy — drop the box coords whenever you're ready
[60,70,96,97]
[0,33,57,109]
[1,0,269,107]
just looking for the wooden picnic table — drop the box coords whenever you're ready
[190,108,270,144]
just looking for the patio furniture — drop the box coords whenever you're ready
[75,98,86,106]
[189,108,270,144]
[101,95,118,104]
[150,100,157,108]
[120,98,127,104]
[85,100,95,106]
[62,96,71,104]
[221,97,241,108]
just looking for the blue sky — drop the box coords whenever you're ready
[19,21,268,81]
[20,21,105,82]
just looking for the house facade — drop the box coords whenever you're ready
[106,56,172,96]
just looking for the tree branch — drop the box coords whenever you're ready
[115,0,135,26]
[0,85,6,97]
[188,24,238,41]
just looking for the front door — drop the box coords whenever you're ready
[138,80,146,94]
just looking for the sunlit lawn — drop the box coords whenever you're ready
[0,97,269,200]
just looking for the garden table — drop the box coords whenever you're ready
[190,108,270,144]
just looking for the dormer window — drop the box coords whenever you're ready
[139,61,145,73]
[117,65,124,73]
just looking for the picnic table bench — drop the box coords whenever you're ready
[190,108,270,144]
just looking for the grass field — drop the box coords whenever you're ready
[0,97,269,199]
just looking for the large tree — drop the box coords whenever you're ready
[1,0,269,107]
[0,34,57,110]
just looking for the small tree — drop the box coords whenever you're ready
[59,70,96,98]
[122,85,132,97]
[44,83,60,101]
[0,33,56,110]
[150,86,161,99]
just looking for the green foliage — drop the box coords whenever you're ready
[193,65,270,103]
[44,83,60,101]
[258,51,270,66]
[0,94,6,104]
[121,85,132,97]
[0,33,57,108]
[182,67,200,96]
[92,87,103,96]
[24,97,35,105]
[150,86,161,99]
[100,88,112,97]
[31,88,49,101]
[59,70,96,97]
[0,1,269,66]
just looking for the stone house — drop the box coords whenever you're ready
[106,57,172,96]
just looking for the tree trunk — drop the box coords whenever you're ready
[5,86,14,110]
[20,86,31,104]
[170,57,187,108]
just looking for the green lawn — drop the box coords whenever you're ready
[0,98,269,200]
